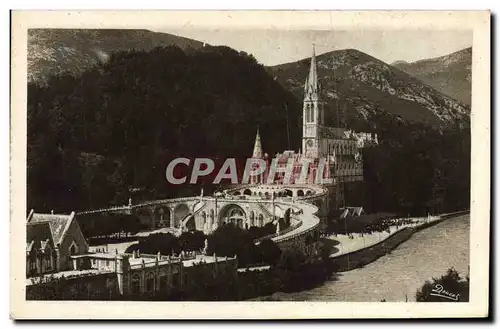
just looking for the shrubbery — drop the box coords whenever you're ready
[77,213,148,239]
[125,232,182,255]
[416,268,469,302]
[238,244,339,300]
[206,223,282,268]
[247,222,276,240]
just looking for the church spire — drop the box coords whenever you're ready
[305,44,318,101]
[252,128,263,158]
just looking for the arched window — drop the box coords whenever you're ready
[258,214,264,227]
[146,272,155,293]
[202,211,207,230]
[131,274,141,295]
[44,250,52,271]
[69,242,77,255]
[159,271,168,291]
[172,267,180,287]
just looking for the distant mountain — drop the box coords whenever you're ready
[28,29,205,84]
[392,47,472,106]
[269,49,470,129]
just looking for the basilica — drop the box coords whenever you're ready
[250,46,378,207]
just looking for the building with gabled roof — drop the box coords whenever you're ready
[26,210,89,277]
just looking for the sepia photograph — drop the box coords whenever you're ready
[10,10,490,319]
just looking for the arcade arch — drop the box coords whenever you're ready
[154,206,171,228]
[219,204,247,227]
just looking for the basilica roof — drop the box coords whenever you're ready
[320,127,352,140]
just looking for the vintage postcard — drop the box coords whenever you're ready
[10,10,490,319]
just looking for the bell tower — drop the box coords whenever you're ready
[302,45,324,158]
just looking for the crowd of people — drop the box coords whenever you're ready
[326,215,419,236]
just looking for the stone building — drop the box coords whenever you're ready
[250,46,378,208]
[44,250,238,299]
[26,210,89,277]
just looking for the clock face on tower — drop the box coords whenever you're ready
[306,139,314,148]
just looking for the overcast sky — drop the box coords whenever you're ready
[155,28,472,66]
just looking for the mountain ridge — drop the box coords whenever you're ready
[392,47,471,105]
[28,29,206,84]
[269,48,470,130]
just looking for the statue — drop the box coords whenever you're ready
[203,238,208,255]
[128,198,132,207]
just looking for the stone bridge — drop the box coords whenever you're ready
[76,184,334,254]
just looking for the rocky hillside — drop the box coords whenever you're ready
[28,29,205,84]
[393,47,472,106]
[269,49,470,130]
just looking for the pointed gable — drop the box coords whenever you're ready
[26,221,54,252]
[27,211,76,246]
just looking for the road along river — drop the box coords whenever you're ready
[260,214,470,302]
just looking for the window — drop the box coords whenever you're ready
[45,253,52,271]
[146,272,155,293]
[172,268,180,287]
[131,275,141,295]
[69,242,77,255]
[159,273,168,291]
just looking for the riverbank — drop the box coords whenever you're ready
[327,211,468,272]
[252,212,470,301]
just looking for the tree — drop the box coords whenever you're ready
[178,230,206,251]
[263,222,277,235]
[416,268,469,302]
[258,239,282,266]
[135,233,181,256]
[207,223,259,267]
[121,215,147,236]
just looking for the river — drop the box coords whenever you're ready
[263,214,470,302]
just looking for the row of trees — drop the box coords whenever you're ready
[77,214,148,239]
[361,111,470,216]
[125,230,206,256]
[123,223,283,268]
[206,224,283,267]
